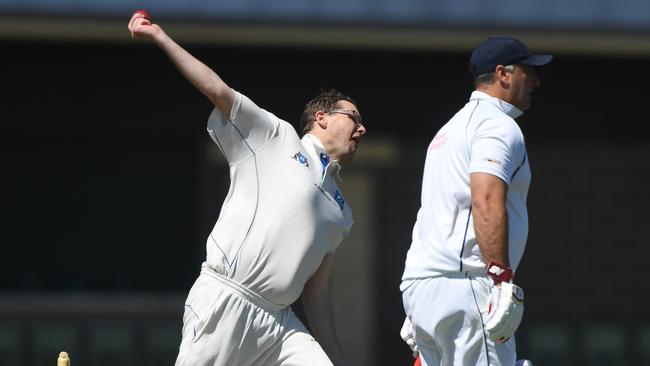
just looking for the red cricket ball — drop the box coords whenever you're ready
[133,9,151,20]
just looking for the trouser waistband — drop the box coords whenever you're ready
[200,264,285,313]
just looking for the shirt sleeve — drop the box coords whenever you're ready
[469,118,524,185]
[328,214,353,254]
[206,90,280,165]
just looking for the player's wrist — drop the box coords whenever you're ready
[486,260,513,284]
[151,27,169,43]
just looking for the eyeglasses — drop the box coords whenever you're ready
[328,109,363,127]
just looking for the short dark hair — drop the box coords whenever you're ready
[473,71,497,88]
[472,64,515,87]
[300,89,357,135]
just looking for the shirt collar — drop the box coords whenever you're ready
[469,90,523,119]
[301,134,342,180]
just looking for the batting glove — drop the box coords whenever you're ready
[484,261,525,343]
[400,317,419,358]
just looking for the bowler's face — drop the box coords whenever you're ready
[508,64,541,111]
[325,100,366,164]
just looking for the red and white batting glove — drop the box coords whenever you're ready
[400,317,419,358]
[484,261,525,343]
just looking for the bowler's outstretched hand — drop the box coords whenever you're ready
[128,10,161,40]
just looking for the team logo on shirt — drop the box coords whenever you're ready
[334,190,345,210]
[313,185,345,210]
[291,152,309,167]
[320,153,330,167]
[429,132,448,150]
[483,157,502,166]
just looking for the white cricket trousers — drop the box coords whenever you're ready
[402,273,516,366]
[175,265,332,366]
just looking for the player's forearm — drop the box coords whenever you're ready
[472,196,509,265]
[153,31,235,114]
[470,172,509,265]
[302,291,346,365]
[302,254,346,365]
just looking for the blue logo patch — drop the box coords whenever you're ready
[333,190,345,210]
[320,153,330,168]
[291,152,309,167]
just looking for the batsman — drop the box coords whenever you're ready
[400,36,552,366]
[128,10,366,366]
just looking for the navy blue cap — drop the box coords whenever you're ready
[469,36,553,77]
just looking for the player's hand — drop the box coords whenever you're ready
[128,10,161,41]
[400,317,419,358]
[484,281,524,343]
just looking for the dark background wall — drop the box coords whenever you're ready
[4,39,650,364]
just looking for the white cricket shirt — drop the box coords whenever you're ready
[204,91,353,307]
[401,91,530,286]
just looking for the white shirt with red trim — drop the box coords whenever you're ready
[401,91,530,287]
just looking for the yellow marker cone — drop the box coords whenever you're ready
[57,351,70,366]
